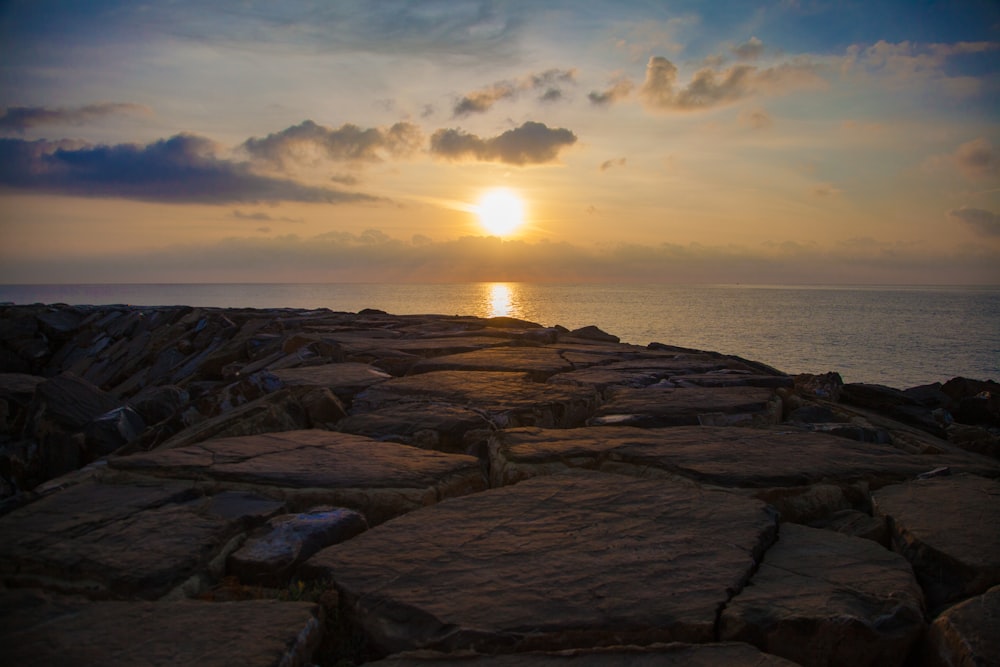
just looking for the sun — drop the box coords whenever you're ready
[476,188,525,237]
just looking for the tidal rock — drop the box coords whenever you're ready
[719,523,925,667]
[0,482,283,599]
[367,642,800,666]
[921,584,1000,667]
[589,385,782,427]
[304,470,778,657]
[228,506,368,587]
[0,589,322,667]
[110,429,486,524]
[568,325,619,343]
[872,472,1000,611]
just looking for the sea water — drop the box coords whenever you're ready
[1,283,997,389]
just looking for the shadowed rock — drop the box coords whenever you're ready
[719,523,925,667]
[304,470,778,657]
[921,584,1000,667]
[409,347,575,381]
[109,429,487,524]
[872,472,1000,611]
[589,385,782,427]
[0,590,322,667]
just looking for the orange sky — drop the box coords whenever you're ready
[1,1,998,284]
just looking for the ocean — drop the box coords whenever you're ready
[1,283,997,389]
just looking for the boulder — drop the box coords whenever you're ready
[82,405,146,459]
[228,506,368,587]
[109,429,487,524]
[336,402,490,453]
[719,523,925,667]
[872,472,1000,611]
[589,385,782,427]
[568,325,619,343]
[0,482,284,599]
[920,584,1000,667]
[304,470,778,657]
[0,590,322,667]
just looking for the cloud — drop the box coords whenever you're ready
[0,134,379,204]
[599,157,626,172]
[844,40,1000,79]
[732,36,764,61]
[0,103,150,133]
[639,56,826,111]
[588,77,635,106]
[429,121,577,165]
[948,207,1000,237]
[232,210,304,223]
[811,183,843,198]
[243,120,422,167]
[924,138,996,180]
[738,108,772,129]
[452,68,576,116]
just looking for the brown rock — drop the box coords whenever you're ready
[272,362,392,402]
[872,472,1000,611]
[921,584,1000,667]
[110,429,486,524]
[408,347,575,381]
[336,402,489,453]
[304,470,778,657]
[0,590,322,667]
[720,523,925,667]
[589,385,782,427]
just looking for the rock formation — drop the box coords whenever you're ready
[0,303,998,666]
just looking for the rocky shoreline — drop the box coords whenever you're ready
[1,303,998,666]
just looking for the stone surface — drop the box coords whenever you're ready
[110,429,487,523]
[589,385,782,427]
[0,589,322,667]
[336,402,490,453]
[354,370,599,429]
[228,506,368,586]
[304,470,778,657]
[872,473,1000,611]
[921,584,1000,667]
[272,362,393,402]
[720,523,925,667]
[0,482,283,599]
[409,347,576,381]
[367,642,801,666]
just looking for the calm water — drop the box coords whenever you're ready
[2,283,997,389]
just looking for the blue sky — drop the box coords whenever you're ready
[1,0,998,283]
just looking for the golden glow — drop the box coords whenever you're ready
[476,188,525,237]
[488,283,512,317]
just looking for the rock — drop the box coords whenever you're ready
[719,523,925,667]
[941,377,1000,426]
[272,362,392,403]
[366,642,801,665]
[127,384,190,424]
[82,405,146,459]
[0,589,323,667]
[588,385,782,427]
[303,470,778,657]
[568,325,619,343]
[354,371,599,430]
[0,372,45,434]
[228,506,368,587]
[921,584,1000,667]
[109,429,487,524]
[794,372,844,401]
[0,482,284,599]
[336,402,490,453]
[872,473,1000,611]
[945,422,1000,459]
[409,347,575,381]
[808,509,889,547]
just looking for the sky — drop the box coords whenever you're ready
[0,0,998,285]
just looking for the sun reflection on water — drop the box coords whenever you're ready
[483,282,523,319]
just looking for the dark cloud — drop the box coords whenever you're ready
[639,56,825,111]
[588,77,634,106]
[738,108,773,129]
[599,157,626,171]
[243,120,422,167]
[953,138,995,177]
[732,36,764,61]
[949,207,1000,236]
[0,103,149,133]
[452,68,576,116]
[232,210,304,223]
[429,121,577,165]
[0,134,378,204]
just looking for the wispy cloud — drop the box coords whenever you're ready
[0,135,380,204]
[242,120,422,168]
[429,121,577,165]
[948,207,1000,236]
[588,76,635,106]
[0,103,150,133]
[732,36,764,61]
[599,157,626,172]
[452,68,576,116]
[924,137,996,181]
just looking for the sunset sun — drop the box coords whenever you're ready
[476,188,524,237]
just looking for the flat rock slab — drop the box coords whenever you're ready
[0,590,321,667]
[922,584,1000,667]
[353,371,599,429]
[110,430,487,524]
[590,385,782,427]
[409,347,576,380]
[336,403,490,453]
[489,425,998,490]
[872,473,1000,610]
[0,482,283,599]
[368,642,800,666]
[272,362,392,400]
[720,523,925,667]
[304,470,778,657]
